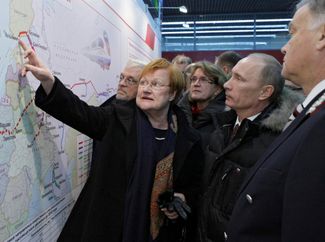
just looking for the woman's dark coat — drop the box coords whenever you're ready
[177,91,227,146]
[35,78,204,242]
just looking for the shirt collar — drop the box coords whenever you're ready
[302,80,325,108]
[235,112,261,126]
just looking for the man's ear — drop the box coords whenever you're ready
[222,65,230,74]
[259,85,274,100]
[316,24,325,50]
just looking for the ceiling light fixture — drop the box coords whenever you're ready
[162,18,291,25]
[179,6,188,13]
[161,24,288,31]
[164,34,277,39]
[162,28,288,35]
[148,5,188,14]
[182,22,190,28]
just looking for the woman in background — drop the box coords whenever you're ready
[178,61,228,146]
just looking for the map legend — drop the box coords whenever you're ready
[76,134,93,185]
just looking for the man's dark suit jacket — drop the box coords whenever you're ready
[226,89,325,242]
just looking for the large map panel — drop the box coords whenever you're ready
[0,0,160,241]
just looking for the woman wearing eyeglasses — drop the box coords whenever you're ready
[19,40,203,242]
[178,61,228,147]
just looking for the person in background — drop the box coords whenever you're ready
[197,53,303,242]
[178,61,228,146]
[226,0,325,241]
[91,60,145,185]
[101,59,145,106]
[172,55,193,102]
[183,62,196,90]
[19,40,204,242]
[172,54,192,73]
[215,51,242,76]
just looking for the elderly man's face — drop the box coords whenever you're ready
[224,57,265,113]
[116,66,142,101]
[281,5,320,92]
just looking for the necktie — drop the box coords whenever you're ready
[293,103,304,118]
[229,123,240,144]
[283,103,304,131]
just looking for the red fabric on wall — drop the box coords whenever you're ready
[145,24,155,50]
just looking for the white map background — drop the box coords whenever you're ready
[0,0,160,241]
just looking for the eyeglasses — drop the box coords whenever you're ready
[119,74,138,86]
[190,76,215,85]
[138,79,170,91]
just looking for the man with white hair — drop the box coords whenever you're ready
[226,0,325,241]
[101,59,145,106]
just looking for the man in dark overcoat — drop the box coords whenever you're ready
[197,53,303,242]
[226,1,325,241]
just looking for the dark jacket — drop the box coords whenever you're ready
[226,89,325,242]
[100,94,128,107]
[177,91,227,146]
[35,78,204,242]
[197,88,303,242]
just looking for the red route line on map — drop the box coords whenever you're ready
[0,97,35,136]
[70,80,99,95]
[0,79,99,139]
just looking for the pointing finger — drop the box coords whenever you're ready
[24,49,34,59]
[18,39,36,63]
[18,39,28,51]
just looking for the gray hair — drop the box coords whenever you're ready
[172,55,192,65]
[216,51,243,69]
[297,0,325,28]
[125,59,146,70]
[248,53,285,103]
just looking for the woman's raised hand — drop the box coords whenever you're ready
[19,39,55,94]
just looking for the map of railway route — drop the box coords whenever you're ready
[0,0,159,241]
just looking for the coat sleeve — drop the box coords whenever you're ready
[282,111,325,241]
[35,77,114,140]
[181,140,205,209]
